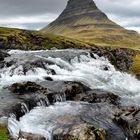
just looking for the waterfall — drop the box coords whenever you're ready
[0,49,140,106]
[21,103,30,114]
[1,49,139,140]
[54,93,66,102]
[8,102,126,140]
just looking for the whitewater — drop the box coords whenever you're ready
[0,49,140,105]
[0,49,140,139]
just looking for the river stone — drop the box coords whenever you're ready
[9,81,44,94]
[19,131,46,140]
[114,106,140,139]
[53,116,105,140]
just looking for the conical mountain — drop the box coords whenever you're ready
[42,0,140,49]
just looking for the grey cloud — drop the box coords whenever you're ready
[0,0,67,17]
[94,0,140,18]
[0,0,140,32]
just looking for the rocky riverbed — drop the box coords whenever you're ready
[0,49,140,140]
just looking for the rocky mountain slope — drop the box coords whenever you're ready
[42,0,140,49]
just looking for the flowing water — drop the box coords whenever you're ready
[8,101,126,140]
[0,49,140,139]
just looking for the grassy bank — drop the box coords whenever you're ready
[0,125,10,140]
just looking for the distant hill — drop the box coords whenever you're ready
[0,27,90,50]
[42,0,140,49]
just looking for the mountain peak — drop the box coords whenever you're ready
[42,0,140,48]
[66,0,97,9]
[45,0,108,26]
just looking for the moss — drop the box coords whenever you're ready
[64,135,79,140]
[0,125,10,140]
[94,129,106,140]
[0,27,90,50]
[132,54,140,77]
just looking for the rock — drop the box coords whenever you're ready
[9,81,43,94]
[0,50,9,61]
[44,76,53,81]
[63,82,90,101]
[53,124,96,140]
[136,74,140,80]
[80,90,120,105]
[53,116,106,140]
[91,47,134,72]
[19,131,45,140]
[113,106,140,139]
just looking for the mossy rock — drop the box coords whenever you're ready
[0,125,10,140]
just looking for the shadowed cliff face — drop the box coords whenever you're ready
[42,0,140,49]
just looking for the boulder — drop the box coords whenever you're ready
[0,50,9,61]
[53,116,106,140]
[19,131,45,140]
[9,81,43,94]
[114,106,140,139]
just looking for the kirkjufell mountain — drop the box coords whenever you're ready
[42,0,140,49]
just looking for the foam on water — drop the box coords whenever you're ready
[3,49,139,140]
[8,102,83,139]
[0,50,140,105]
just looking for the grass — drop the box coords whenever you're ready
[132,54,140,77]
[0,125,10,140]
[0,27,90,50]
[45,17,140,49]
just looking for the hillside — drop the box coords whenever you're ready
[42,0,140,49]
[0,27,90,50]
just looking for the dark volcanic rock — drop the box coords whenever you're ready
[80,90,120,105]
[53,120,98,140]
[9,82,43,94]
[114,106,140,139]
[91,47,134,72]
[0,50,9,61]
[19,131,45,140]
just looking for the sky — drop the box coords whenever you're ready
[0,0,140,33]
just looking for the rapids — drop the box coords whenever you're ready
[0,49,140,106]
[0,49,140,139]
[8,102,126,140]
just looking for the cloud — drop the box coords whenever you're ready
[0,0,140,32]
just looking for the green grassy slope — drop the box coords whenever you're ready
[0,27,90,50]
[44,17,140,49]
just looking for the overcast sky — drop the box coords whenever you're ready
[0,0,140,33]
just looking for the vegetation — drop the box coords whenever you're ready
[0,26,140,77]
[0,27,90,50]
[46,25,140,49]
[132,53,140,78]
[0,125,10,140]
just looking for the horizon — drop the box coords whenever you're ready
[0,0,140,33]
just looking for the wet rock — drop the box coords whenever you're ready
[91,47,134,72]
[19,131,45,140]
[44,76,53,81]
[136,74,140,80]
[113,106,140,139]
[53,116,106,140]
[80,90,120,105]
[53,124,96,140]
[63,82,90,101]
[9,82,43,94]
[0,50,9,61]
